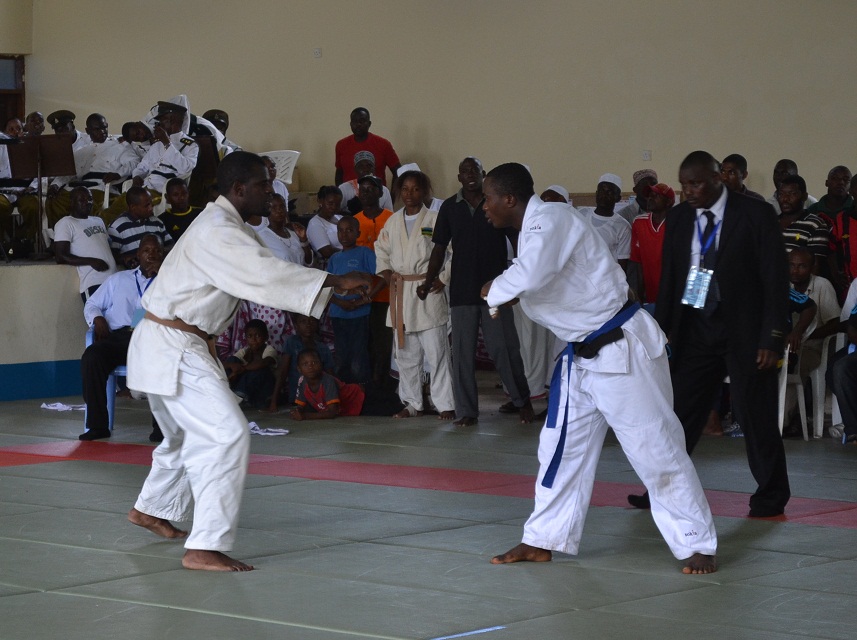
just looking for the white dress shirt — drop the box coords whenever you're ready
[690,185,728,268]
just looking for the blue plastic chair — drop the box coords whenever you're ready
[83,329,127,434]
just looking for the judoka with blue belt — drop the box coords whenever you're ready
[480,163,717,574]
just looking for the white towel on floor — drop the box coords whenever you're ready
[248,421,290,436]
[40,402,85,411]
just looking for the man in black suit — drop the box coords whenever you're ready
[629,150,790,518]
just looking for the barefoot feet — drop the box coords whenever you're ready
[392,406,423,418]
[490,542,552,565]
[128,508,188,539]
[182,549,254,572]
[438,410,456,420]
[519,400,535,424]
[682,553,717,574]
[453,416,478,427]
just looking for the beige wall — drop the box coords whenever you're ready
[0,263,86,365]
[19,0,857,198]
[0,0,32,54]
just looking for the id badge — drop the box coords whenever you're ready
[681,266,713,309]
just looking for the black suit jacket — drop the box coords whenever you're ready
[655,188,789,360]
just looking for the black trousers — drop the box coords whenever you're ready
[81,329,132,431]
[670,312,790,514]
[829,347,857,437]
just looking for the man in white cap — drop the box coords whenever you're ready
[338,150,394,214]
[540,185,570,205]
[617,169,658,225]
[576,173,631,270]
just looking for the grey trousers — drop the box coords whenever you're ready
[451,304,530,418]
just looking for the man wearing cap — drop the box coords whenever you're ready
[132,101,198,194]
[15,110,92,232]
[540,185,570,204]
[202,109,242,154]
[334,107,401,187]
[101,102,199,223]
[577,173,632,270]
[339,151,394,214]
[47,110,91,150]
[419,156,533,427]
[630,182,674,309]
[617,169,658,226]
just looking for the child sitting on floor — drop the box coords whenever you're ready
[289,348,364,420]
[267,314,335,412]
[224,319,278,408]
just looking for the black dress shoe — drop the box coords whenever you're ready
[79,429,110,441]
[748,506,785,518]
[627,493,651,509]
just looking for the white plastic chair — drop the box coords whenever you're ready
[102,180,117,210]
[778,346,809,441]
[829,334,847,433]
[806,334,839,438]
[82,329,127,434]
[260,150,300,185]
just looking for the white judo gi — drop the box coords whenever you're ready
[128,196,331,552]
[375,206,455,413]
[486,195,716,560]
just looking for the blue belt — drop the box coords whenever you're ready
[541,301,641,488]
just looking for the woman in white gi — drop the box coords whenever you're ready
[480,163,717,575]
[126,152,371,571]
[375,170,455,419]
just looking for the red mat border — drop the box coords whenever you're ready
[2,442,855,528]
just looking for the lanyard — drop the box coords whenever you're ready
[135,270,155,298]
[695,215,721,256]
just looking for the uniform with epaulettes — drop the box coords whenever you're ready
[133,131,198,193]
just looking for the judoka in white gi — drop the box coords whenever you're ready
[127,152,371,571]
[375,170,455,418]
[480,163,717,574]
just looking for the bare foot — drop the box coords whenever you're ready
[182,549,254,572]
[128,508,188,539]
[454,416,478,427]
[438,410,455,420]
[682,553,717,574]
[392,407,423,418]
[490,542,552,564]
[519,400,535,424]
[702,410,723,436]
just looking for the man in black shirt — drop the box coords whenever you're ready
[419,157,532,426]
